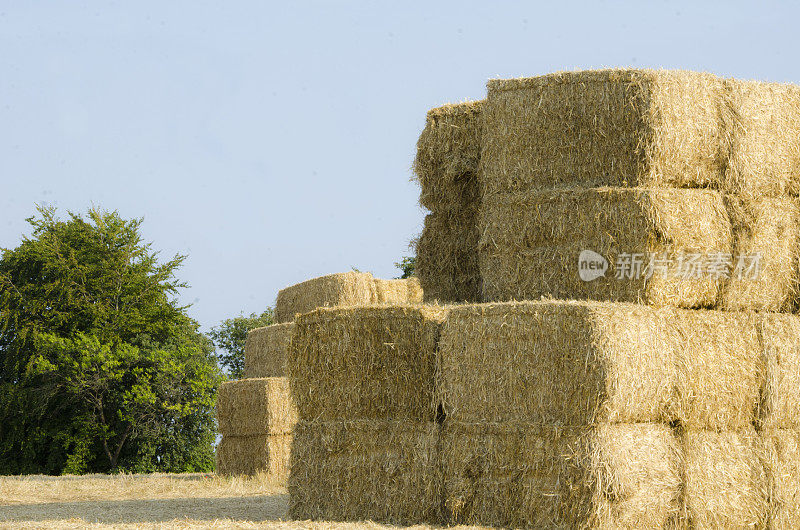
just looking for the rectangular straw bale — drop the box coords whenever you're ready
[479,187,732,308]
[760,313,800,429]
[288,420,441,525]
[762,428,800,528]
[724,79,800,198]
[417,208,481,303]
[215,434,292,479]
[373,277,423,304]
[442,422,682,528]
[722,196,800,312]
[413,100,482,211]
[243,322,295,378]
[289,305,446,422]
[672,309,763,431]
[274,272,376,323]
[683,428,769,529]
[481,69,728,195]
[438,301,678,426]
[216,378,298,436]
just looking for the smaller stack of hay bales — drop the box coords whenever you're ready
[216,378,297,478]
[288,305,447,525]
[414,101,483,304]
[274,271,423,323]
[217,271,423,478]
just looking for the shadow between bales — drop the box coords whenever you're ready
[0,494,288,524]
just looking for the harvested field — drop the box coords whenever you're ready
[480,69,728,195]
[289,305,447,422]
[288,420,442,526]
[442,422,682,528]
[216,378,297,436]
[416,208,481,303]
[413,100,483,211]
[244,323,295,378]
[216,434,292,479]
[479,187,732,308]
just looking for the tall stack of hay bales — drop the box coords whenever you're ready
[406,68,800,527]
[283,69,800,527]
[216,271,423,478]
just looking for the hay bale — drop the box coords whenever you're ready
[762,428,800,529]
[672,309,763,431]
[416,208,481,303]
[438,301,678,426]
[215,434,292,479]
[722,196,800,312]
[216,378,297,436]
[289,305,446,422]
[442,422,682,528]
[243,322,295,378]
[373,277,423,304]
[724,79,800,199]
[683,428,769,529]
[274,272,377,323]
[440,301,763,430]
[413,100,483,211]
[480,69,728,196]
[479,188,732,308]
[288,420,442,525]
[760,314,800,430]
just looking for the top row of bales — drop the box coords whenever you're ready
[415,69,800,311]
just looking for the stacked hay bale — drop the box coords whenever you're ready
[287,305,447,525]
[477,69,800,310]
[217,271,422,478]
[216,377,297,478]
[413,101,483,303]
[404,69,800,527]
[274,271,422,323]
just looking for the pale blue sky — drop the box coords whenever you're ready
[1,1,797,331]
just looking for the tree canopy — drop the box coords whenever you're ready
[0,206,222,474]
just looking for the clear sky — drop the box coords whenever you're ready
[1,1,797,331]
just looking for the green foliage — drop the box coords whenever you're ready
[209,310,273,379]
[394,256,416,279]
[0,206,222,475]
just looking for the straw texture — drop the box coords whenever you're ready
[479,188,732,308]
[443,422,682,528]
[215,434,292,478]
[481,69,728,196]
[288,420,442,525]
[216,378,297,436]
[289,305,447,422]
[243,322,295,378]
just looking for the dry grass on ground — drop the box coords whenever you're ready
[0,473,468,529]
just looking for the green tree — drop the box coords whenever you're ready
[209,310,273,378]
[0,206,222,475]
[394,256,416,279]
